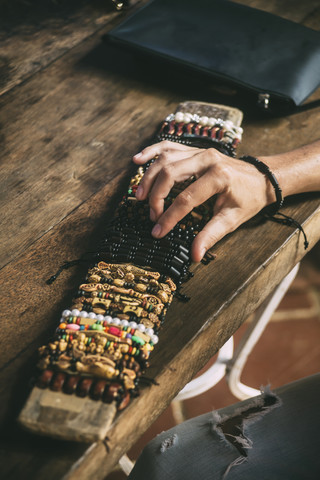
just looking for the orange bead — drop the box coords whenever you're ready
[59,323,67,329]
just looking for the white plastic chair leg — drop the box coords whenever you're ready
[174,336,234,401]
[118,454,135,476]
[226,263,300,400]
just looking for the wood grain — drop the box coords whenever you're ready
[1,0,320,478]
[232,0,320,26]
[0,29,173,269]
[0,0,143,97]
[19,387,117,442]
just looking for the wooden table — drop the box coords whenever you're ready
[1,1,319,478]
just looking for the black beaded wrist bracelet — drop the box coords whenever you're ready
[239,155,284,216]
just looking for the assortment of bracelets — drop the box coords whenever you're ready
[36,106,242,410]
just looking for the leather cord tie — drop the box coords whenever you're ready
[239,155,309,250]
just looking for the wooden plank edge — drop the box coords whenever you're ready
[177,101,243,126]
[18,387,117,443]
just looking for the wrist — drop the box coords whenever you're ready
[239,155,283,214]
[259,155,288,197]
[259,150,310,198]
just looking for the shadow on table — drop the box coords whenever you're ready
[76,37,273,123]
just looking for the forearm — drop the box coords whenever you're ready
[261,140,320,198]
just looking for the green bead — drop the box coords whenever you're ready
[128,189,132,194]
[132,335,145,346]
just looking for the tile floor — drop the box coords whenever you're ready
[106,243,320,479]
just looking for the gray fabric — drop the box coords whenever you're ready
[128,374,320,480]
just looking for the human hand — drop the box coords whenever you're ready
[133,141,276,262]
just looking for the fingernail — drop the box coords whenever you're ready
[150,208,156,222]
[136,185,143,199]
[134,152,142,159]
[152,224,162,237]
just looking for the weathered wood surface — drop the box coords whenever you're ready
[1,0,320,478]
[19,387,117,442]
[0,0,141,97]
[233,0,320,25]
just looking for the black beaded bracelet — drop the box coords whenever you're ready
[239,155,284,216]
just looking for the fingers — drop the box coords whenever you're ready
[136,150,196,202]
[191,210,240,262]
[148,155,209,219]
[151,173,219,238]
[133,142,239,261]
[133,141,202,202]
[133,140,196,165]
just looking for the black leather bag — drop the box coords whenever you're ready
[107,0,320,115]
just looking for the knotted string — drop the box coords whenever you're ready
[46,252,100,284]
[265,212,309,250]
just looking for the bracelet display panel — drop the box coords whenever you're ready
[18,101,243,442]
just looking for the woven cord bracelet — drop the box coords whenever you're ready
[239,155,309,249]
[239,155,283,216]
